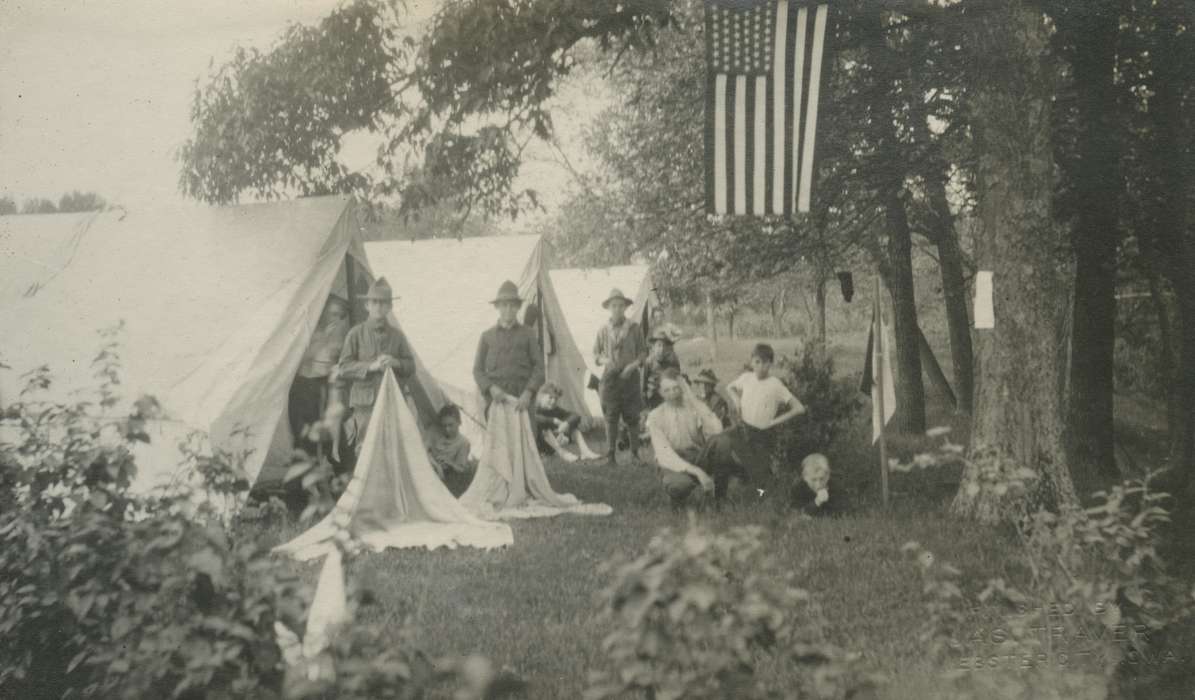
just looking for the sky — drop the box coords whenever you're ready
[0,0,601,220]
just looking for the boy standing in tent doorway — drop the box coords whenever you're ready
[594,288,647,467]
[336,277,416,456]
[473,280,545,415]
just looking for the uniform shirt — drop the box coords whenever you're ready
[473,321,545,399]
[593,318,647,387]
[727,372,803,430]
[700,391,733,429]
[427,430,475,475]
[337,319,416,409]
[646,398,724,474]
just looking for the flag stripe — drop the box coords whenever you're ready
[714,74,727,215]
[771,0,787,215]
[726,74,737,214]
[743,76,755,214]
[753,75,766,215]
[734,75,747,215]
[791,6,806,215]
[799,4,827,213]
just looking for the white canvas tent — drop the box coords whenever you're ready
[547,266,658,420]
[0,210,100,305]
[364,235,594,452]
[0,196,446,497]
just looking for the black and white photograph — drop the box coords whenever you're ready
[2,0,1194,697]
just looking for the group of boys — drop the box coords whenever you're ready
[315,275,834,514]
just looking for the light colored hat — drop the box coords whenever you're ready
[693,369,719,386]
[602,288,633,309]
[361,277,399,302]
[490,280,523,305]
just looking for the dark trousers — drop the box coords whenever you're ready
[288,375,326,455]
[600,377,642,456]
[662,437,748,508]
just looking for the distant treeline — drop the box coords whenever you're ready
[0,191,108,215]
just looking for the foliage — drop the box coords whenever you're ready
[585,518,881,700]
[901,441,1195,699]
[0,341,503,700]
[0,364,304,699]
[0,195,17,215]
[773,345,864,470]
[179,0,675,218]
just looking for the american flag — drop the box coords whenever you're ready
[704,1,830,216]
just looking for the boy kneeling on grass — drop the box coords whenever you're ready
[535,383,601,463]
[426,404,477,497]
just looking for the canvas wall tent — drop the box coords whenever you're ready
[547,266,658,420]
[364,235,595,453]
[0,210,100,305]
[0,196,447,496]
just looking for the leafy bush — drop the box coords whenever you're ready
[0,341,506,700]
[773,344,863,469]
[585,518,881,700]
[900,440,1195,699]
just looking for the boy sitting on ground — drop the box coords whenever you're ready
[535,383,601,463]
[426,404,477,497]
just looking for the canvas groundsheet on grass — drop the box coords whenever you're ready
[459,401,613,520]
[274,372,512,560]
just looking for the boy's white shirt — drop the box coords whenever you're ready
[728,372,803,429]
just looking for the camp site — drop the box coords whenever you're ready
[2,1,1194,699]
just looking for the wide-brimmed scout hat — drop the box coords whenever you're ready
[491,280,523,305]
[361,277,399,302]
[693,369,719,386]
[601,288,633,309]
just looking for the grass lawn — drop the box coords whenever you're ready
[245,335,1193,699]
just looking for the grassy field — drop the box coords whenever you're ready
[249,335,1192,699]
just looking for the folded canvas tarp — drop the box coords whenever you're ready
[0,196,446,498]
[365,235,593,453]
[547,266,658,420]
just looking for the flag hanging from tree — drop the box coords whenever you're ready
[860,291,896,443]
[704,0,830,217]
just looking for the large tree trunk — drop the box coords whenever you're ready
[1147,271,1181,449]
[884,188,927,434]
[952,2,1077,522]
[926,174,975,415]
[1063,0,1122,496]
[1145,1,1195,494]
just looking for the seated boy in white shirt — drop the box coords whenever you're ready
[726,343,806,486]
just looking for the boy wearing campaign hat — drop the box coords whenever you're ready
[642,326,681,412]
[336,277,416,455]
[692,369,732,429]
[593,287,647,466]
[473,280,545,414]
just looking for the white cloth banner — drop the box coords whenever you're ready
[460,400,612,520]
[274,371,512,561]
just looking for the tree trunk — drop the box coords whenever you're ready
[772,288,787,336]
[884,188,927,434]
[1146,0,1195,494]
[705,289,717,362]
[1063,0,1121,496]
[815,277,827,344]
[926,174,975,415]
[952,2,1077,522]
[727,307,736,340]
[1147,270,1181,449]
